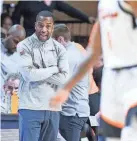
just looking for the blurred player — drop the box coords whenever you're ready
[50,1,137,141]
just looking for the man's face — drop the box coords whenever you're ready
[5,34,25,54]
[4,79,20,94]
[35,17,54,41]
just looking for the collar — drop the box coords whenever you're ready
[31,33,56,51]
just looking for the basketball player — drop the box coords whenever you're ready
[50,1,137,141]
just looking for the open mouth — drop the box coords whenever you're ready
[40,34,48,37]
[40,34,48,39]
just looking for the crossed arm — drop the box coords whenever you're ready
[17,43,69,86]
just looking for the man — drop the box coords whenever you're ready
[53,24,90,141]
[51,1,137,141]
[1,24,26,56]
[1,24,26,113]
[2,74,20,114]
[17,11,69,141]
[1,57,19,113]
[12,1,95,36]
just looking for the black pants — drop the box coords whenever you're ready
[89,92,100,116]
[86,93,101,141]
[59,114,88,141]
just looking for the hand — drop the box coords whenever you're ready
[88,17,96,24]
[50,89,69,108]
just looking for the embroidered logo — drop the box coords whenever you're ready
[20,50,25,55]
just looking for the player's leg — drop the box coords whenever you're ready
[120,68,137,141]
[99,69,124,141]
[99,117,121,141]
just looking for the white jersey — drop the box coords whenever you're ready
[99,0,137,68]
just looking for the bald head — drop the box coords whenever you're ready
[8,24,26,40]
[4,25,26,55]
